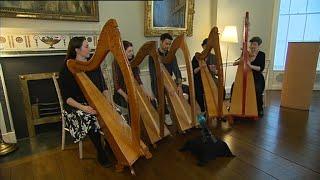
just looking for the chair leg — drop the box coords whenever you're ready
[61,129,65,150]
[61,119,66,150]
[79,141,83,159]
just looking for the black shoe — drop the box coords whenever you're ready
[97,152,113,168]
[258,110,264,117]
[197,160,208,166]
[104,140,113,154]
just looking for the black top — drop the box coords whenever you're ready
[148,49,182,97]
[112,58,143,94]
[251,51,265,81]
[59,61,107,112]
[158,50,182,80]
[192,53,216,94]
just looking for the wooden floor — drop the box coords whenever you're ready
[1,91,320,180]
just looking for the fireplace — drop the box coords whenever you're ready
[19,72,61,137]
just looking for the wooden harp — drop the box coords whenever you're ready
[195,27,229,121]
[159,34,197,132]
[67,19,151,173]
[130,41,171,146]
[229,12,258,118]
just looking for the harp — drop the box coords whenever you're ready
[229,12,258,118]
[195,27,230,123]
[159,34,197,132]
[67,19,151,173]
[130,41,171,146]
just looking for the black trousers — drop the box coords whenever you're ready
[88,129,109,158]
[195,78,226,112]
[230,75,265,112]
[196,92,206,112]
[254,76,265,112]
[163,84,190,114]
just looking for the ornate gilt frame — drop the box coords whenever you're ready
[0,1,99,22]
[144,0,195,37]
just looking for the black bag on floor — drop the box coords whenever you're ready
[179,114,235,166]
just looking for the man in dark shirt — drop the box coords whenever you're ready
[149,33,183,125]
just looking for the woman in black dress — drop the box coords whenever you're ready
[231,36,266,117]
[112,40,155,109]
[59,37,112,167]
[192,38,217,112]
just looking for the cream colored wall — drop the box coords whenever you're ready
[0,0,212,69]
[0,0,277,91]
[0,0,278,90]
[0,0,214,136]
[216,0,276,90]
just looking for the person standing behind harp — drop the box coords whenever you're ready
[231,36,265,117]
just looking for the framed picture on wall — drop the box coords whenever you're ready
[0,1,99,22]
[144,0,195,37]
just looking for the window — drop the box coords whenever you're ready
[274,0,320,70]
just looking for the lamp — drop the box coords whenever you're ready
[221,26,238,85]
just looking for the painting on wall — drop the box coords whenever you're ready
[0,1,99,22]
[144,0,195,37]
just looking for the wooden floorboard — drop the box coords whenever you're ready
[1,91,320,179]
[10,162,34,180]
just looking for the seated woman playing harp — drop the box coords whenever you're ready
[112,41,156,119]
[231,36,266,117]
[59,37,113,167]
[192,38,218,112]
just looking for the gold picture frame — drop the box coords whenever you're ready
[0,1,99,22]
[144,0,195,37]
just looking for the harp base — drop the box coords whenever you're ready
[229,114,259,121]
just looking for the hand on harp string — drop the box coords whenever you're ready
[177,84,183,97]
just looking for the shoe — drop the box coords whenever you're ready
[165,114,173,126]
[258,110,264,117]
[97,151,113,168]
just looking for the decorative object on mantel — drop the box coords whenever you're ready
[0,31,99,57]
[144,0,195,37]
[0,1,99,22]
[38,35,63,49]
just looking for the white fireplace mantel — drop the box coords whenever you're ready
[0,31,99,58]
[0,64,16,143]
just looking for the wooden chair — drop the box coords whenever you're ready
[52,73,83,159]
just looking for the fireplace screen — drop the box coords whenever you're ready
[20,72,61,137]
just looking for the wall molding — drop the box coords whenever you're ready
[0,31,99,57]
[269,70,320,90]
